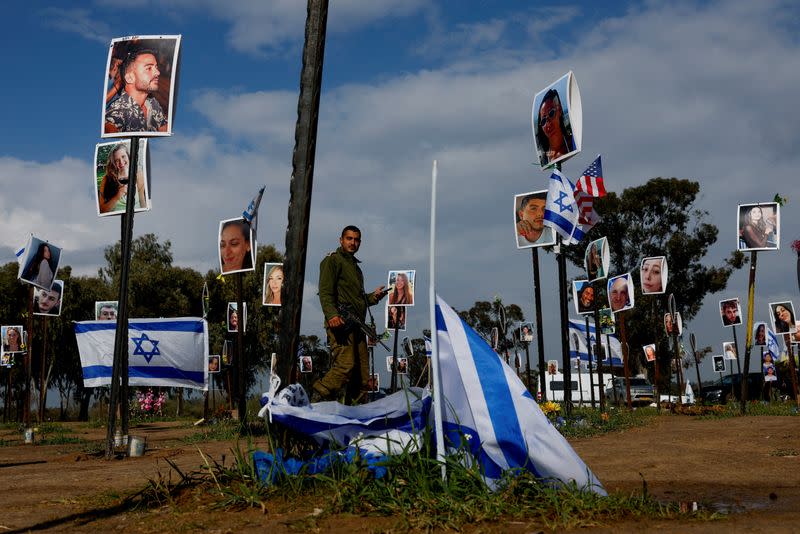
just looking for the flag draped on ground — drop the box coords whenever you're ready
[436,295,605,493]
[568,319,623,367]
[75,318,208,389]
[574,156,605,229]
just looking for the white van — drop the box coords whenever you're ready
[538,372,603,405]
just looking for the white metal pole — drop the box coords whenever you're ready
[429,160,447,480]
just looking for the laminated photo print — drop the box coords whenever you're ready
[519,322,534,342]
[95,301,119,321]
[219,218,256,275]
[547,359,558,375]
[397,357,409,375]
[607,273,634,313]
[769,301,796,335]
[262,263,284,306]
[387,269,415,307]
[386,304,407,331]
[572,280,595,315]
[18,235,62,291]
[531,71,582,170]
[1,326,25,354]
[514,191,555,249]
[712,355,725,373]
[719,298,742,327]
[33,280,64,317]
[737,202,779,251]
[722,341,738,361]
[227,302,247,333]
[101,35,182,138]
[752,322,768,346]
[642,344,656,363]
[598,307,615,334]
[208,355,220,374]
[94,139,151,217]
[299,355,313,374]
[584,237,609,282]
[1,352,13,367]
[663,312,683,337]
[640,256,668,295]
[762,349,777,381]
[368,373,380,393]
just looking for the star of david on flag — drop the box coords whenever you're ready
[132,333,160,363]
[543,169,583,244]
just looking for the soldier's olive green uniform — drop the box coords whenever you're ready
[313,247,380,402]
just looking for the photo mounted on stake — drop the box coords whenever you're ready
[547,360,558,375]
[1,326,25,354]
[584,237,609,281]
[719,298,742,327]
[607,273,634,313]
[640,256,668,295]
[514,191,555,248]
[572,280,595,315]
[387,270,415,306]
[753,322,768,346]
[397,357,409,375]
[712,355,725,373]
[762,351,777,381]
[227,302,247,333]
[723,342,737,360]
[386,304,406,331]
[299,356,313,374]
[737,202,779,251]
[218,217,255,275]
[208,355,220,373]
[1,353,12,367]
[519,322,534,342]
[262,263,284,306]
[642,344,656,363]
[368,373,380,392]
[33,280,64,317]
[101,35,182,137]
[598,307,615,334]
[95,301,118,321]
[18,236,62,291]
[769,301,796,335]
[93,140,150,216]
[663,312,683,336]
[531,71,582,169]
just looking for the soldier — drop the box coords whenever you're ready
[312,226,385,403]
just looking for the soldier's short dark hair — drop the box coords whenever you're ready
[341,225,361,237]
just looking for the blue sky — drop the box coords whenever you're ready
[2,0,799,386]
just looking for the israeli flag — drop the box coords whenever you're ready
[766,327,781,360]
[436,295,605,494]
[543,170,583,244]
[568,319,623,367]
[75,318,208,389]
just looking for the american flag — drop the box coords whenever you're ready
[574,156,606,227]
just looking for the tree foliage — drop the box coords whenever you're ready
[563,178,745,381]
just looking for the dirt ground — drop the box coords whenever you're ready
[0,416,798,533]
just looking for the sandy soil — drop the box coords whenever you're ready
[0,416,798,533]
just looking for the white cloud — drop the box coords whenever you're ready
[39,8,112,44]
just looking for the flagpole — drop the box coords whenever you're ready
[428,160,446,480]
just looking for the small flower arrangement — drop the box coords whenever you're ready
[540,401,561,416]
[134,388,167,417]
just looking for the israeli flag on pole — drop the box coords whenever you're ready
[766,327,781,360]
[543,170,583,244]
[568,319,623,367]
[436,295,605,494]
[75,318,208,389]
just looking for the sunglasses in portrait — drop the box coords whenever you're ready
[539,107,558,126]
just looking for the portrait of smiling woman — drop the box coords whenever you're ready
[95,140,149,216]
[218,218,254,274]
[640,256,667,294]
[770,302,796,334]
[532,72,582,169]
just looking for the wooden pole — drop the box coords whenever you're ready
[235,274,246,422]
[23,285,34,428]
[390,324,399,393]
[785,336,799,407]
[593,301,605,411]
[278,0,330,388]
[619,313,632,409]
[584,315,596,408]
[557,237,572,414]
[38,317,47,422]
[740,251,758,414]
[531,248,547,401]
